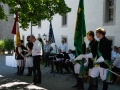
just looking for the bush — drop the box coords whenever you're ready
[4,38,14,51]
[0,40,5,51]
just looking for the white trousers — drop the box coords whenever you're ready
[90,66,108,81]
[25,57,33,67]
[88,69,92,76]
[16,60,24,67]
[74,63,81,74]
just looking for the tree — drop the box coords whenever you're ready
[0,0,71,30]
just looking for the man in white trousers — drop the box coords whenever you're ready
[90,28,111,90]
[86,31,98,90]
[72,42,86,90]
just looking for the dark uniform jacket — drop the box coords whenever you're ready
[26,42,33,56]
[27,42,33,50]
[16,45,26,60]
[88,39,98,69]
[98,37,111,68]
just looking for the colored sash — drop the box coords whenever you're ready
[97,42,113,82]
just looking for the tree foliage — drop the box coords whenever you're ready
[0,0,71,30]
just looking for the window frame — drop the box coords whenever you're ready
[61,14,68,27]
[103,0,116,26]
[38,21,42,28]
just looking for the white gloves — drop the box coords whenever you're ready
[74,54,85,61]
[25,52,32,57]
[84,53,93,58]
[95,56,104,63]
[74,53,93,61]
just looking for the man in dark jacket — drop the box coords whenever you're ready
[86,31,98,90]
[15,40,26,75]
[90,28,111,90]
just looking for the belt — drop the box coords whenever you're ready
[45,52,50,53]
[33,55,41,57]
[26,56,32,57]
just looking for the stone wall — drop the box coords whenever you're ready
[0,4,14,39]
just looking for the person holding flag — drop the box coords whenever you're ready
[12,12,26,75]
[15,40,26,75]
[72,0,86,89]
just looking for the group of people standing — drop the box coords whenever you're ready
[42,27,113,90]
[73,27,112,90]
[15,35,42,85]
[14,27,117,90]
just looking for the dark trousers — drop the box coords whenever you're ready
[44,52,50,66]
[54,61,69,73]
[33,55,41,83]
[112,66,120,82]
[66,62,74,73]
[54,61,61,72]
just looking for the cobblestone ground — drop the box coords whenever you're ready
[0,55,120,90]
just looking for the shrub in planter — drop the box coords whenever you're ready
[0,40,5,53]
[4,38,14,53]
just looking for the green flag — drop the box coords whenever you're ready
[74,0,86,77]
[74,0,86,56]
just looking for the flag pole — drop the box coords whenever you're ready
[48,21,56,54]
[31,22,32,35]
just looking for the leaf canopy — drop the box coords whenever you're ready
[0,0,71,30]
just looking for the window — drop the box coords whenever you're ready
[61,36,67,43]
[0,4,3,8]
[38,34,41,38]
[62,14,67,26]
[106,36,115,46]
[8,7,10,14]
[8,7,12,15]
[103,0,116,25]
[38,21,41,28]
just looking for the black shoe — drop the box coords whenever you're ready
[77,87,83,90]
[14,72,19,74]
[25,74,31,76]
[72,84,79,88]
[56,70,59,73]
[50,71,53,73]
[60,71,63,74]
[36,81,41,84]
[17,73,21,75]
[17,73,23,76]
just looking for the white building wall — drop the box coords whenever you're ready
[19,0,120,50]
[0,3,14,39]
[84,0,120,47]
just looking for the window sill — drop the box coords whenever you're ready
[103,21,115,26]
